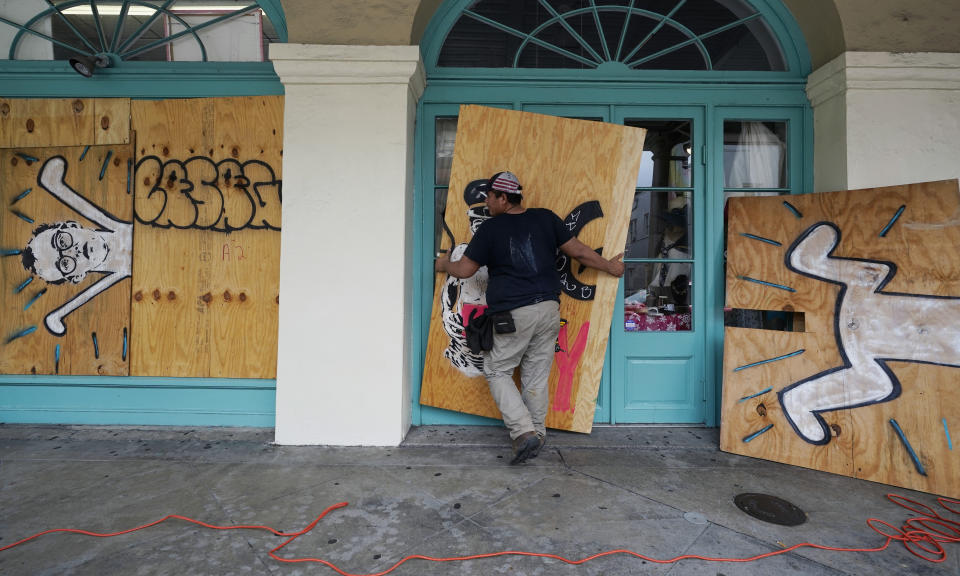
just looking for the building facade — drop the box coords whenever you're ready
[1,1,958,445]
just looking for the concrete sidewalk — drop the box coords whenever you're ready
[0,424,956,575]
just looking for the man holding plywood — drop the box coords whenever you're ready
[436,171,625,464]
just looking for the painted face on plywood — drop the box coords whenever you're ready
[23,221,111,284]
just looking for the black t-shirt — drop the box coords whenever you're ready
[464,208,573,313]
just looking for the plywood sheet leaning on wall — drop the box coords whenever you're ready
[0,145,134,376]
[421,105,645,433]
[130,96,282,378]
[722,180,960,498]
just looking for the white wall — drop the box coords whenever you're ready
[807,52,960,192]
[271,44,424,445]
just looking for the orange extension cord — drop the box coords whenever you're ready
[1,493,958,575]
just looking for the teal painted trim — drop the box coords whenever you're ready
[0,374,275,388]
[0,377,275,426]
[109,2,130,53]
[0,61,283,97]
[258,0,287,42]
[427,67,807,84]
[705,102,723,428]
[117,1,175,54]
[759,0,812,76]
[421,83,811,106]
[410,96,426,426]
[420,406,504,427]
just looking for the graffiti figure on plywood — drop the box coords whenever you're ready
[15,154,285,337]
[779,221,960,445]
[440,180,491,377]
[20,156,132,335]
[134,156,282,232]
[556,201,603,301]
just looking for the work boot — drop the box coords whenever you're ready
[530,432,546,458]
[510,431,539,465]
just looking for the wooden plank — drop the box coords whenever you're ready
[0,98,130,148]
[129,96,282,378]
[722,179,960,498]
[94,99,131,145]
[0,145,133,376]
[421,105,645,433]
[208,229,281,379]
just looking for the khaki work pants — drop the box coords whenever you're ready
[483,300,560,440]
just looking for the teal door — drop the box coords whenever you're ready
[611,107,706,424]
[413,0,813,429]
[519,104,707,425]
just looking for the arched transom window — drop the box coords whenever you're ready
[0,0,285,66]
[438,0,786,71]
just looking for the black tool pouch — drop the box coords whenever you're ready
[465,309,494,353]
[491,310,516,334]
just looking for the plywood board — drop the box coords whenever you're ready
[421,105,645,433]
[129,96,282,378]
[0,98,130,148]
[0,145,134,375]
[722,180,960,497]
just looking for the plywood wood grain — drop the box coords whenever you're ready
[722,179,960,497]
[129,96,282,378]
[0,98,129,148]
[0,145,133,375]
[421,105,645,433]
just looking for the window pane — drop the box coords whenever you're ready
[437,0,784,71]
[8,2,280,63]
[723,121,786,188]
[435,117,458,186]
[626,119,692,187]
[624,263,692,332]
[625,190,692,259]
[434,187,448,257]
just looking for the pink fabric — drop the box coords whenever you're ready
[552,321,590,413]
[624,312,691,332]
[461,304,488,329]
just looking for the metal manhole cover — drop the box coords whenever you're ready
[734,493,807,526]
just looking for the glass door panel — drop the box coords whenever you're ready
[612,107,705,424]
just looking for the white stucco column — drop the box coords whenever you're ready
[807,52,960,192]
[271,45,425,445]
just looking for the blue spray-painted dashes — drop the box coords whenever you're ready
[890,419,926,476]
[879,205,906,237]
[743,424,774,443]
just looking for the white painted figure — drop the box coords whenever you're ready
[440,194,491,377]
[20,156,133,336]
[780,222,960,444]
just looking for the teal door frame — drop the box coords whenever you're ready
[610,105,706,424]
[705,104,811,424]
[411,86,812,427]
